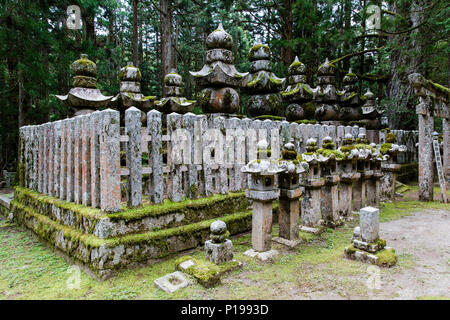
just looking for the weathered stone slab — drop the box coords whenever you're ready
[251,201,273,252]
[125,107,142,207]
[90,112,101,207]
[81,117,91,206]
[147,110,164,203]
[154,271,192,293]
[278,198,299,240]
[243,248,279,261]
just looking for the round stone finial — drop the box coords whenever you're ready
[282,142,297,160]
[248,43,271,61]
[257,139,269,150]
[119,63,141,81]
[210,220,227,235]
[164,69,183,86]
[364,89,375,100]
[288,56,306,75]
[343,68,358,84]
[72,54,97,77]
[206,22,233,50]
[318,57,335,76]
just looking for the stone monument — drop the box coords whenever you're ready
[155,69,196,114]
[190,23,248,114]
[314,58,340,123]
[205,220,233,264]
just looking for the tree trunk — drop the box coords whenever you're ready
[160,0,173,96]
[281,0,293,66]
[132,0,139,66]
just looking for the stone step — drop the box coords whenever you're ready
[11,199,252,280]
[14,187,249,238]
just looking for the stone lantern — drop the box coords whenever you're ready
[317,136,344,227]
[366,143,384,207]
[281,56,315,121]
[241,140,283,255]
[360,89,384,130]
[55,54,113,116]
[339,69,362,122]
[298,138,327,233]
[155,69,196,114]
[273,142,309,246]
[314,58,340,123]
[380,130,407,200]
[111,61,156,122]
[337,133,361,217]
[242,44,284,117]
[190,23,248,114]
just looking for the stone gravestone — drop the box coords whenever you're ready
[205,220,233,264]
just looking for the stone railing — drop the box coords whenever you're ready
[19,108,372,213]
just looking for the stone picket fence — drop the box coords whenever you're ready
[19,107,419,213]
[380,129,419,164]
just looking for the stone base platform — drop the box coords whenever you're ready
[272,237,302,249]
[299,225,324,235]
[344,246,397,267]
[6,187,252,280]
[243,248,279,261]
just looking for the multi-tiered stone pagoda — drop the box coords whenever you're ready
[360,89,383,129]
[55,54,113,116]
[243,44,284,117]
[281,57,315,121]
[339,69,362,122]
[155,69,196,114]
[112,62,156,116]
[190,23,248,114]
[314,58,340,122]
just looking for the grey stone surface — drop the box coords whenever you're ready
[251,201,273,252]
[243,248,279,261]
[205,239,233,263]
[210,220,227,235]
[148,109,164,204]
[278,198,299,240]
[125,107,143,207]
[154,271,192,293]
[359,206,379,243]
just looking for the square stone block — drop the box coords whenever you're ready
[205,239,233,264]
[243,248,279,262]
[359,206,379,243]
[154,271,192,293]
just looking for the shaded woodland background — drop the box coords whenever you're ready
[0,0,448,171]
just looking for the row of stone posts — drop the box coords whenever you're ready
[241,133,405,257]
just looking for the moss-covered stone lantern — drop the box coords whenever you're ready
[379,130,407,200]
[316,136,344,227]
[352,133,375,210]
[274,142,309,245]
[241,140,283,253]
[155,69,196,114]
[297,138,327,232]
[242,44,284,117]
[339,69,363,122]
[190,23,248,114]
[367,142,384,207]
[337,133,361,217]
[55,54,113,116]
[314,58,340,122]
[281,56,315,121]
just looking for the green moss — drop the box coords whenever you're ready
[343,92,358,102]
[339,145,355,153]
[346,245,357,254]
[248,44,270,61]
[385,132,396,143]
[374,238,386,249]
[294,119,316,125]
[269,77,282,85]
[380,143,392,155]
[254,115,284,121]
[317,148,345,160]
[175,256,220,288]
[375,248,397,267]
[426,79,450,97]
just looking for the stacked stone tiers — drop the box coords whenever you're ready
[190,23,248,114]
[9,187,251,279]
[243,44,284,117]
[155,69,196,114]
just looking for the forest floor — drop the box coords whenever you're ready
[0,184,449,300]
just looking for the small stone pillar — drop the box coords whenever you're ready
[352,133,371,211]
[205,220,233,264]
[337,134,360,217]
[344,206,397,267]
[380,130,406,200]
[241,140,283,252]
[299,138,325,232]
[274,142,309,245]
[318,136,342,227]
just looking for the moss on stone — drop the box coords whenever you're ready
[375,248,397,267]
[317,148,345,160]
[254,115,284,121]
[380,143,392,155]
[385,132,396,143]
[294,119,316,125]
[175,255,220,288]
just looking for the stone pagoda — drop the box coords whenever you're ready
[338,69,362,122]
[242,44,284,117]
[281,57,315,121]
[112,61,156,121]
[314,58,340,123]
[360,89,383,129]
[190,23,248,114]
[55,54,113,116]
[155,69,196,114]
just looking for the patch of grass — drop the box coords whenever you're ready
[416,295,450,300]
